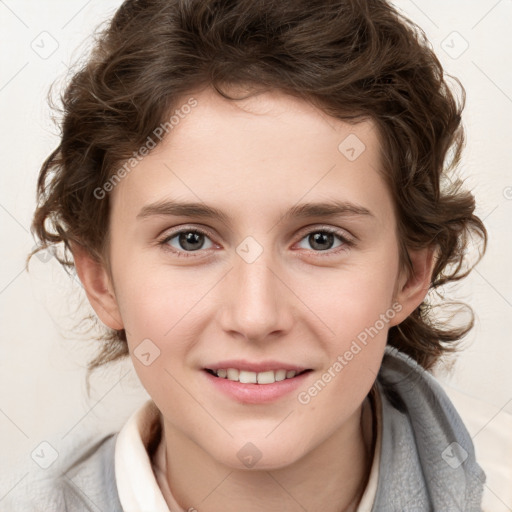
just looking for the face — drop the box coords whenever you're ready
[84,86,426,470]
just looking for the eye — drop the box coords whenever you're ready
[159,228,216,257]
[295,227,354,254]
[158,225,354,259]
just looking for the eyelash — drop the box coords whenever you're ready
[157,225,355,259]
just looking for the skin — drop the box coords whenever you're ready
[73,86,434,512]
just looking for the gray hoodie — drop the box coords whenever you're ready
[1,346,485,511]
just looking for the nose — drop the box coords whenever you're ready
[218,246,294,344]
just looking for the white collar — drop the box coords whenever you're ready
[115,399,173,512]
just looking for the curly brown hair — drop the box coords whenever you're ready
[28,0,487,375]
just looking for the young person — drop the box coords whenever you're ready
[16,0,488,510]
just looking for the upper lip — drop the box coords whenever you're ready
[204,360,310,373]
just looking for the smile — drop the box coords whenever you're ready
[205,368,312,385]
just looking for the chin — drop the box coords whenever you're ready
[210,437,308,472]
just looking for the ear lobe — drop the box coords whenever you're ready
[71,243,124,330]
[389,246,437,327]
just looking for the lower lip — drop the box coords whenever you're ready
[202,370,312,404]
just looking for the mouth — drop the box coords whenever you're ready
[202,365,314,404]
[204,368,313,385]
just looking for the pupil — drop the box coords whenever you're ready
[180,231,204,251]
[310,232,333,251]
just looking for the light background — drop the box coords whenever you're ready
[0,0,511,509]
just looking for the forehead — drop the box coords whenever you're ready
[161,86,380,161]
[110,87,392,226]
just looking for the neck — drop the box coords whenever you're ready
[156,396,374,512]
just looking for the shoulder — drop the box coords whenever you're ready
[372,346,486,511]
[2,432,123,512]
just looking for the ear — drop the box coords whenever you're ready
[71,243,124,330]
[389,246,437,326]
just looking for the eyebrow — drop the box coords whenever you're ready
[136,199,374,223]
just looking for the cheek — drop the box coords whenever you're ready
[315,256,399,340]
[112,266,201,400]
[302,248,400,395]
[294,271,396,426]
[111,250,199,332]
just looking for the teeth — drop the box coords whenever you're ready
[226,368,239,380]
[274,369,287,382]
[257,371,275,384]
[212,368,303,384]
[239,370,257,383]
